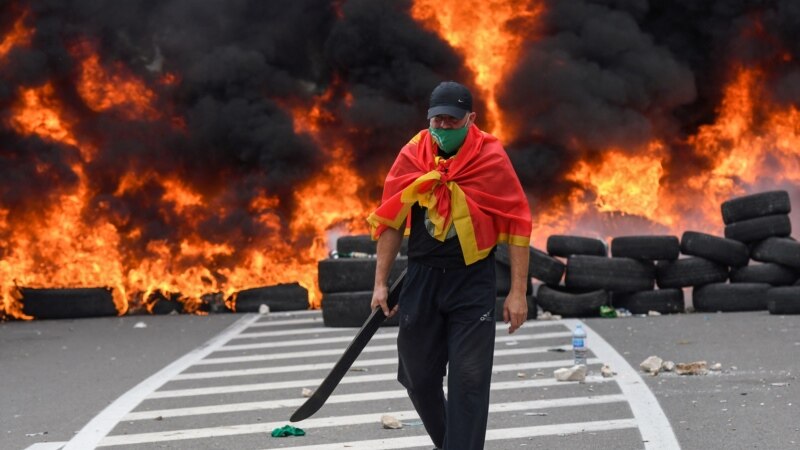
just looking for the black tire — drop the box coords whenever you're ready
[536,285,608,317]
[612,289,685,314]
[724,214,792,243]
[680,231,750,268]
[495,262,533,295]
[730,263,798,286]
[547,235,607,257]
[494,295,537,321]
[234,283,309,312]
[721,190,791,225]
[693,283,770,312]
[565,255,655,292]
[321,291,399,327]
[20,287,118,319]
[337,234,408,256]
[495,245,565,285]
[610,235,680,260]
[318,257,408,293]
[656,257,729,288]
[751,237,800,270]
[530,247,566,284]
[766,286,800,314]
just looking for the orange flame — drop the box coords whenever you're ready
[0,11,33,59]
[71,41,159,121]
[537,65,800,244]
[411,0,544,139]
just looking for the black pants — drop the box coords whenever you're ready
[397,256,496,450]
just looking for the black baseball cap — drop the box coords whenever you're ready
[427,81,472,119]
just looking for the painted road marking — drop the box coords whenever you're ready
[217,329,571,351]
[563,318,680,450]
[63,311,677,450]
[125,369,606,421]
[261,419,640,450]
[61,314,261,450]
[98,394,627,447]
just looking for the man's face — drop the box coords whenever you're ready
[429,112,474,129]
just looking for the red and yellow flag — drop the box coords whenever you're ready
[368,124,531,265]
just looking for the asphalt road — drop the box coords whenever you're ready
[2,309,798,450]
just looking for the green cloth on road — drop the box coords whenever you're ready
[600,305,617,318]
[271,425,306,437]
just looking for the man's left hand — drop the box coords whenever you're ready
[503,291,527,334]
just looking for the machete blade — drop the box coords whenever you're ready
[289,268,405,422]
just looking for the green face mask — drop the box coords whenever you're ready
[429,120,469,154]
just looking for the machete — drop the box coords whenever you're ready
[290,268,406,422]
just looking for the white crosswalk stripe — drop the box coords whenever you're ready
[59,311,678,449]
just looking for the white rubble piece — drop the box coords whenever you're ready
[381,414,403,429]
[301,388,313,398]
[647,310,662,316]
[640,356,663,375]
[661,360,676,372]
[258,304,270,314]
[554,365,587,382]
[676,361,708,375]
[710,362,722,371]
[600,364,616,378]
[538,311,562,321]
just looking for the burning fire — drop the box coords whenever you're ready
[411,0,544,139]
[0,11,33,59]
[2,5,799,321]
[534,64,800,245]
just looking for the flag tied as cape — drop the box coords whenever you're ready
[368,124,532,265]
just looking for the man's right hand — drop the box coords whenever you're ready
[371,284,398,318]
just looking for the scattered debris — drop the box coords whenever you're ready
[538,311,562,321]
[258,304,271,314]
[301,388,313,398]
[547,348,567,353]
[133,321,147,329]
[676,361,708,376]
[524,412,549,416]
[648,310,662,316]
[381,414,403,429]
[349,367,369,372]
[616,308,632,317]
[601,364,616,378]
[710,363,722,371]
[154,416,163,421]
[662,361,676,372]
[25,432,47,437]
[554,365,587,382]
[600,305,617,318]
[271,425,305,438]
[771,382,789,387]
[517,372,527,378]
[640,356,664,375]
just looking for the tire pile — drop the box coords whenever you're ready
[320,235,536,327]
[319,235,408,327]
[536,190,799,317]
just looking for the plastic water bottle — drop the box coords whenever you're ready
[572,323,587,366]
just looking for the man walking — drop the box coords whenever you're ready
[368,81,532,450]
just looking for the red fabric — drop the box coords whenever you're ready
[368,124,531,263]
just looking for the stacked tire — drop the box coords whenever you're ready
[609,235,684,315]
[494,244,541,321]
[320,235,407,327]
[721,191,799,315]
[538,234,666,317]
